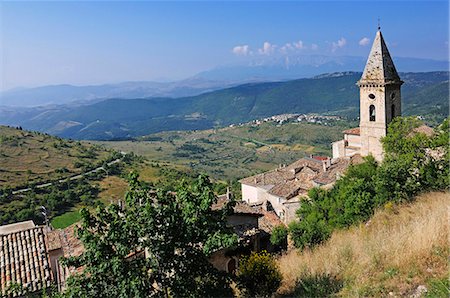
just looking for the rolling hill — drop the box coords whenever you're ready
[0,71,447,140]
[0,125,114,189]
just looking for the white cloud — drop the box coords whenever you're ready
[232,45,250,56]
[280,43,294,53]
[332,37,347,52]
[293,40,305,50]
[311,43,319,50]
[258,41,276,55]
[359,37,370,46]
[280,40,307,54]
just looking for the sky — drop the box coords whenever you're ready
[0,1,448,91]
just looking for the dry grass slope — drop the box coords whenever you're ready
[277,191,449,297]
[0,126,110,188]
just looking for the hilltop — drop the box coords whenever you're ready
[0,125,136,227]
[0,71,447,140]
[0,125,117,189]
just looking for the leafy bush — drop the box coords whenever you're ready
[292,274,343,297]
[270,225,288,248]
[237,251,282,297]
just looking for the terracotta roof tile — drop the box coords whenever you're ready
[213,195,263,216]
[240,155,361,201]
[411,125,434,137]
[258,211,284,234]
[0,226,52,296]
[343,127,360,135]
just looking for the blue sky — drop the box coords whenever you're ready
[1,1,448,90]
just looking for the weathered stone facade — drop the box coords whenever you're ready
[333,28,403,161]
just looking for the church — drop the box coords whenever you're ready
[240,28,403,223]
[332,27,403,161]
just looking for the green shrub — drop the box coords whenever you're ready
[292,274,343,297]
[270,225,288,248]
[237,251,282,297]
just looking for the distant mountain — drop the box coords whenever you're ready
[0,78,246,107]
[0,72,447,140]
[196,55,449,81]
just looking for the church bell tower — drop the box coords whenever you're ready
[358,28,403,161]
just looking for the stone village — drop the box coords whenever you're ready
[1,28,425,296]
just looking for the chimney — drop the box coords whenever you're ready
[322,157,331,172]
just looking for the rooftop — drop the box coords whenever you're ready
[359,30,402,85]
[0,221,36,236]
[0,225,52,297]
[241,155,363,200]
[343,127,361,135]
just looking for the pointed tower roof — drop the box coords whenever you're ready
[359,29,402,85]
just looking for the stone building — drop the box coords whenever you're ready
[0,220,85,297]
[239,27,400,223]
[333,28,403,161]
[209,192,284,273]
[240,155,362,224]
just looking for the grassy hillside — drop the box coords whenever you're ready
[1,72,447,140]
[0,125,112,189]
[0,125,137,227]
[95,121,351,181]
[277,191,449,297]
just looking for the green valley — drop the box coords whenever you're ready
[95,120,353,182]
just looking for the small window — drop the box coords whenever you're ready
[369,105,376,122]
[368,93,376,100]
[390,92,396,100]
[391,104,395,119]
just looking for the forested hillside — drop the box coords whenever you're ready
[0,72,447,140]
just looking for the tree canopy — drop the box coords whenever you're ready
[62,173,238,297]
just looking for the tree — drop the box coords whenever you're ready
[270,225,288,249]
[236,251,282,297]
[62,173,237,297]
[377,116,448,201]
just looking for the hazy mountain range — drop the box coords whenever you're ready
[1,55,448,108]
[0,71,447,140]
[0,78,246,107]
[196,55,449,81]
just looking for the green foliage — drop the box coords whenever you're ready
[62,173,237,297]
[290,274,343,298]
[378,116,449,200]
[289,117,449,250]
[0,178,99,225]
[426,278,450,298]
[237,251,282,297]
[270,225,288,248]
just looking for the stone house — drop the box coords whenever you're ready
[209,192,284,273]
[240,156,361,224]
